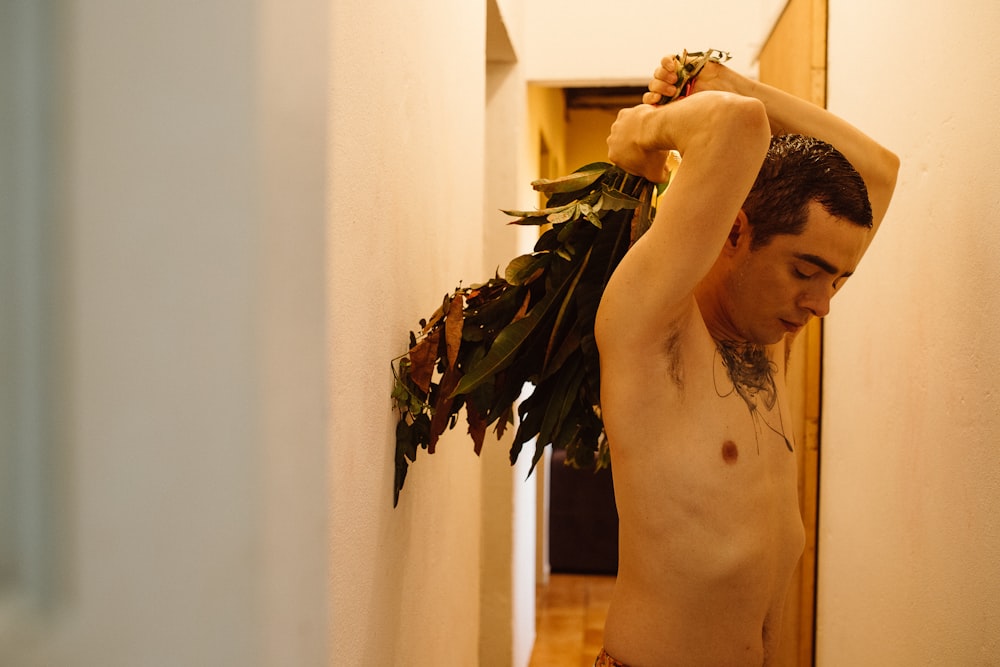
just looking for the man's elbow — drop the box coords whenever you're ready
[722,95,771,155]
[702,92,771,156]
[877,146,901,192]
[871,147,900,222]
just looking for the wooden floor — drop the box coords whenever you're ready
[528,573,616,667]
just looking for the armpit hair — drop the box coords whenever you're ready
[663,326,684,390]
[660,306,693,391]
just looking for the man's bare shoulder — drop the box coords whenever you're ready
[598,296,716,390]
[596,297,719,463]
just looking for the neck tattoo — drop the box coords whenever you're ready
[714,340,793,453]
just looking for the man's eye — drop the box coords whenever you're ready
[793,267,812,280]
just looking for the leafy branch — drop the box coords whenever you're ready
[390,49,730,506]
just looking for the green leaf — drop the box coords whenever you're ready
[533,226,561,253]
[598,185,642,212]
[547,203,578,225]
[507,215,549,227]
[537,362,584,449]
[397,418,418,463]
[631,181,656,243]
[485,368,527,427]
[582,205,602,229]
[450,306,541,398]
[505,253,549,286]
[508,386,545,464]
[463,280,523,334]
[393,458,407,507]
[531,166,607,193]
[451,252,585,398]
[502,200,576,220]
[539,329,581,382]
[551,404,584,452]
[542,246,592,374]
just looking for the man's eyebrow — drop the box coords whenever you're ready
[793,253,853,278]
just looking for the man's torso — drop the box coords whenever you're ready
[599,299,805,666]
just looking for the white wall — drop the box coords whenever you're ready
[818,1,1000,663]
[329,1,489,665]
[522,0,777,84]
[482,11,540,659]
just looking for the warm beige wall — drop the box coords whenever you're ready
[481,9,538,662]
[329,1,489,665]
[817,1,1000,663]
[522,0,771,84]
[566,108,619,171]
[527,84,568,187]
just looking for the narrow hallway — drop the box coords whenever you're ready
[528,574,615,667]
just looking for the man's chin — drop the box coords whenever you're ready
[750,328,788,346]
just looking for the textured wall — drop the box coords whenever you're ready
[329,1,488,665]
[521,0,778,85]
[818,1,1000,663]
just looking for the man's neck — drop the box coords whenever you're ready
[694,286,745,344]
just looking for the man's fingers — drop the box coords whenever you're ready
[644,55,681,105]
[653,65,678,84]
[648,78,677,101]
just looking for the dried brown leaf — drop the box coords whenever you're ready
[428,361,461,454]
[445,293,464,370]
[467,401,487,455]
[421,303,446,335]
[512,291,531,322]
[408,328,440,394]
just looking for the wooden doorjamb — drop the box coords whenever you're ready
[757,0,828,663]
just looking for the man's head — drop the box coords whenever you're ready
[704,135,874,345]
[742,134,872,250]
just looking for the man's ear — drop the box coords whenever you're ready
[725,209,750,252]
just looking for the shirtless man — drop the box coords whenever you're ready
[593,55,899,666]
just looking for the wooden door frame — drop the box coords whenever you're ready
[757,0,828,664]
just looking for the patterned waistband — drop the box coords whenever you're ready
[594,647,629,667]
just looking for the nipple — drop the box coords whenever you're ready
[722,440,739,464]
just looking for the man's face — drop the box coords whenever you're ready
[726,201,869,345]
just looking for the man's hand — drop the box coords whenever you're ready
[641,55,680,105]
[609,50,741,184]
[606,104,673,183]
[642,50,898,229]
[643,52,737,105]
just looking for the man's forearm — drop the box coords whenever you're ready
[727,71,899,227]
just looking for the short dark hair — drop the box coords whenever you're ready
[742,134,873,250]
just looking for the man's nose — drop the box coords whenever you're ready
[800,287,832,318]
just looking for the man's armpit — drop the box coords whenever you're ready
[660,308,694,391]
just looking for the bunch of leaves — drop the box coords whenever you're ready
[391,165,659,505]
[390,49,730,506]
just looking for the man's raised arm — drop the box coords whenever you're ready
[646,57,900,231]
[595,88,771,354]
